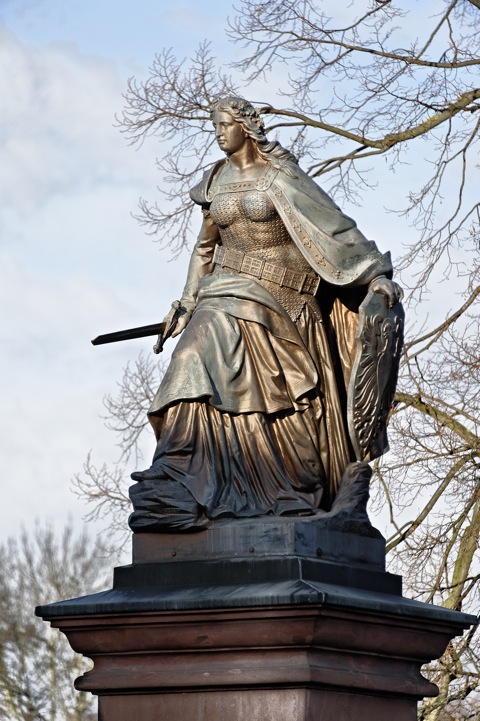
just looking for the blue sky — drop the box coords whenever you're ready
[0,0,235,542]
[0,0,460,548]
[0,0,231,65]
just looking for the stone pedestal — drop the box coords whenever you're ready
[36,516,476,721]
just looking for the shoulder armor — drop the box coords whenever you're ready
[189,160,226,206]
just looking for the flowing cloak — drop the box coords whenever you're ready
[190,159,393,420]
[194,160,393,287]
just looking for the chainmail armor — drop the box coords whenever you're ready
[209,187,322,322]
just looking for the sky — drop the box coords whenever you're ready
[0,0,236,546]
[0,0,462,552]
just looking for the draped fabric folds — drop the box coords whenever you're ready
[143,273,352,519]
[129,156,396,531]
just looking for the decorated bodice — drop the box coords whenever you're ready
[206,165,321,321]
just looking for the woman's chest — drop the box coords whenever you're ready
[209,189,277,227]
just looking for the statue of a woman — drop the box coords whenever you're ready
[130,96,403,531]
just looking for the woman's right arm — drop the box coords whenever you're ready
[172,210,220,337]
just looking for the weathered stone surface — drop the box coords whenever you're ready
[98,689,417,721]
[38,580,474,721]
[132,512,386,569]
[36,522,476,721]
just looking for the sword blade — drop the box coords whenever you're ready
[91,322,166,346]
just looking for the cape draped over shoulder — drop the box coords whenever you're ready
[191,159,393,287]
[189,159,394,418]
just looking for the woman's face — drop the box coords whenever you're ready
[212,111,248,155]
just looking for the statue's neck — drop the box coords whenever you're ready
[223,147,267,181]
[225,140,260,171]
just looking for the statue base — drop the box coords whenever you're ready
[36,517,476,721]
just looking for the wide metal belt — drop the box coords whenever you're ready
[213,246,320,296]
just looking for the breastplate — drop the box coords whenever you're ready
[208,179,321,322]
[210,189,293,253]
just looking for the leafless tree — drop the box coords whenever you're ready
[76,2,479,718]
[0,522,114,721]
[72,353,165,549]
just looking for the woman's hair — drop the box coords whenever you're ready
[211,96,298,176]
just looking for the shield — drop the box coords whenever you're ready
[347,290,404,462]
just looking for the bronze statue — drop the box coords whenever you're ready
[128,96,404,531]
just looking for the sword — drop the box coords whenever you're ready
[91,301,181,354]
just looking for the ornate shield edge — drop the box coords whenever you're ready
[347,290,404,463]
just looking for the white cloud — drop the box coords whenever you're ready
[0,27,144,211]
[0,27,188,541]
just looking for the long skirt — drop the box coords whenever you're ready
[130,272,352,529]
